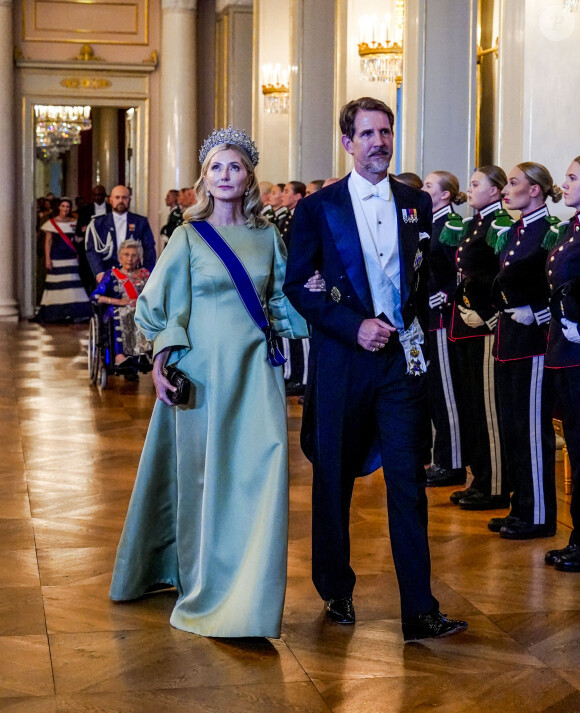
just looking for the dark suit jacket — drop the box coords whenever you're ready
[85,211,156,276]
[283,174,432,472]
[75,202,112,238]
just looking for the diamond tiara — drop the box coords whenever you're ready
[198,126,259,167]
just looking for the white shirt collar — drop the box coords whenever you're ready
[350,169,392,202]
[522,204,548,227]
[433,205,452,221]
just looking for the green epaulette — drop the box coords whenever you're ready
[438,212,467,247]
[486,209,515,253]
[542,217,569,251]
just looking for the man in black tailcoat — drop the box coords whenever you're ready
[283,97,467,642]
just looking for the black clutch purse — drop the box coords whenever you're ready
[163,364,191,405]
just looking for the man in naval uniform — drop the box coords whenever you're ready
[86,185,156,282]
[283,97,467,642]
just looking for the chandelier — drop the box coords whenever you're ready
[261,64,290,114]
[35,105,92,162]
[358,2,404,85]
[563,0,579,9]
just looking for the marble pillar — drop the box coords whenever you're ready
[0,0,18,319]
[402,0,477,206]
[289,0,336,182]
[215,0,253,132]
[159,0,198,208]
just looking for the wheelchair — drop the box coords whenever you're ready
[87,302,152,389]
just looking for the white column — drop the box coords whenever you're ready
[403,0,477,204]
[0,0,18,319]
[215,0,253,131]
[159,0,197,203]
[289,0,336,182]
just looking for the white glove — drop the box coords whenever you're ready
[458,305,485,328]
[505,305,534,326]
[562,318,580,344]
[429,291,448,309]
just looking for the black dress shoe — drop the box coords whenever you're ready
[545,543,579,566]
[426,465,467,487]
[450,486,478,504]
[459,492,510,510]
[554,545,580,572]
[499,517,556,540]
[488,514,517,533]
[325,598,355,624]
[402,609,468,642]
[285,381,306,397]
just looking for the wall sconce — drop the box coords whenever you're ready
[261,64,289,114]
[563,0,579,10]
[358,2,404,86]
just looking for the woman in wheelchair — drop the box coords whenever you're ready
[91,239,152,368]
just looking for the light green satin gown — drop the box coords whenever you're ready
[109,222,308,638]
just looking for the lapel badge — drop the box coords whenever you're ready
[413,248,423,271]
[330,286,341,303]
[402,208,418,224]
[463,295,471,308]
[128,224,136,231]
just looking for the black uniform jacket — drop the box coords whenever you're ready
[283,174,432,474]
[491,207,551,361]
[546,212,580,368]
[450,201,502,340]
[75,202,112,238]
[428,205,459,332]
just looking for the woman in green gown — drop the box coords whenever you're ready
[109,128,308,638]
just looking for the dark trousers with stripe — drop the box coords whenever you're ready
[495,356,556,526]
[427,328,464,470]
[454,335,508,496]
[554,366,580,544]
[280,337,310,385]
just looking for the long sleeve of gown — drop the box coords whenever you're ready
[135,225,192,360]
[268,228,309,339]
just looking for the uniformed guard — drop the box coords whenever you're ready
[448,166,510,510]
[544,155,580,571]
[487,162,561,539]
[422,171,468,487]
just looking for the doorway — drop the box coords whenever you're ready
[19,88,149,318]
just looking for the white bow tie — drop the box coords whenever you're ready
[362,184,390,201]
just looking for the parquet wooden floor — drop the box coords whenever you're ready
[1,321,579,712]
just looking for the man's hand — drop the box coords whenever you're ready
[357,318,396,352]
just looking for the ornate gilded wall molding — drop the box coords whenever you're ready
[60,77,112,90]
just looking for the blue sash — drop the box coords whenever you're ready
[190,221,286,367]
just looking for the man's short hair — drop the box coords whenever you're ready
[287,181,307,198]
[339,97,395,140]
[168,189,178,199]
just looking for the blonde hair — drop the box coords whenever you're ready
[517,162,563,203]
[184,144,268,229]
[432,170,467,206]
[476,165,508,193]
